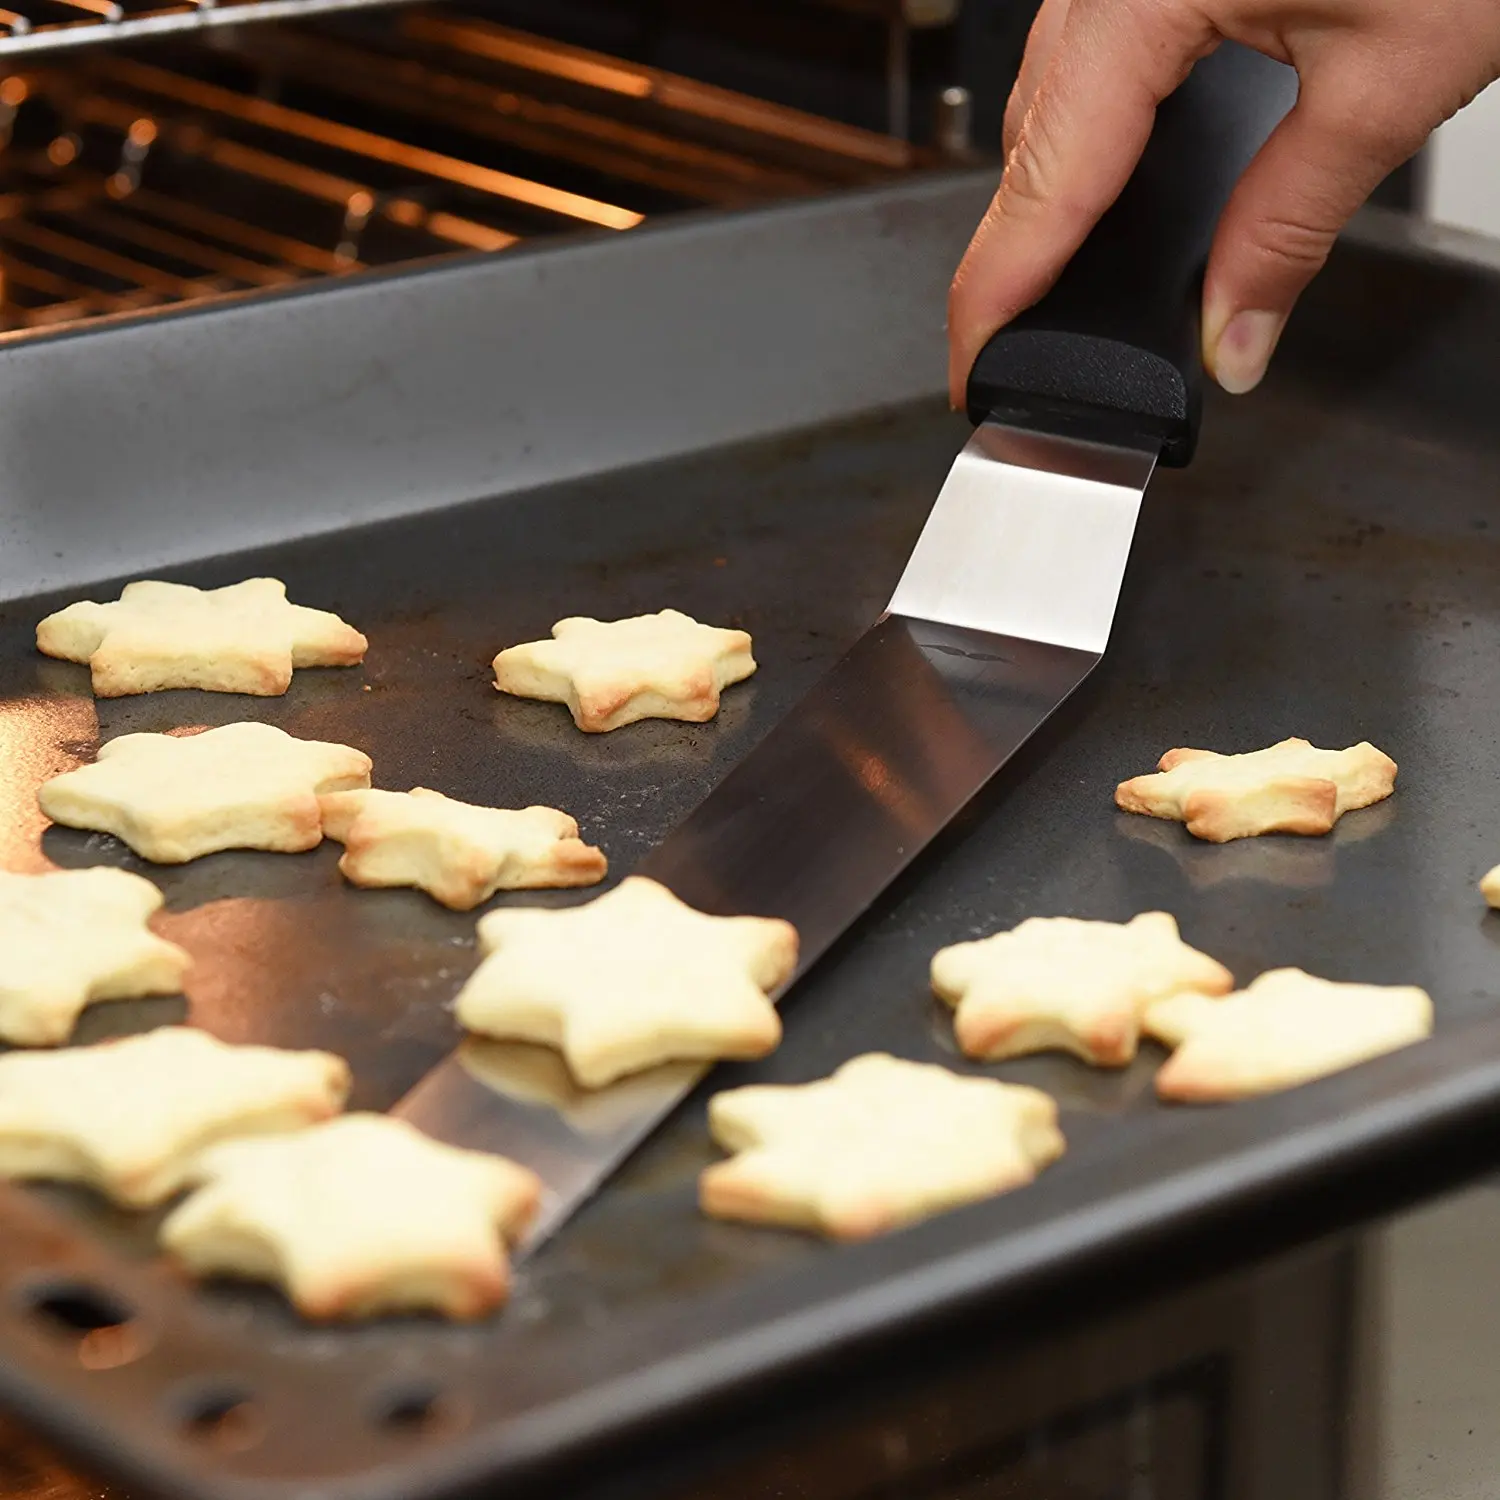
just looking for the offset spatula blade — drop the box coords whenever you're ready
[396,428,1154,1253]
[646,425,1155,970]
[395,43,1297,1253]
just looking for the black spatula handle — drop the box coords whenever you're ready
[965,43,1298,466]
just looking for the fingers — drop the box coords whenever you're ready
[1202,55,1434,393]
[948,0,1217,407]
[1003,0,1073,158]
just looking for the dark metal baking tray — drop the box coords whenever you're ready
[0,225,1499,1500]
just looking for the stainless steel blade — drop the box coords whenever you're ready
[393,424,1157,1252]
[889,424,1157,651]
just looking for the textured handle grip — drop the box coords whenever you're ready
[966,43,1297,466]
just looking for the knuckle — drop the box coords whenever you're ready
[1244,211,1336,273]
[1001,130,1051,212]
[998,106,1097,230]
[999,97,1078,214]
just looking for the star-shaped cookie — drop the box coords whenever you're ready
[454,875,798,1087]
[1116,737,1396,842]
[39,721,373,863]
[161,1114,540,1321]
[930,912,1233,1066]
[0,868,190,1046]
[318,788,607,910]
[1145,967,1433,1102]
[492,609,756,732]
[0,1026,350,1206]
[701,1053,1065,1240]
[37,578,367,697]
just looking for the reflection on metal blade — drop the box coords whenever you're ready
[396,1041,706,1251]
[640,617,1099,966]
[395,616,1099,1255]
[889,424,1155,648]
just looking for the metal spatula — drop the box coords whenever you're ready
[394,44,1297,1251]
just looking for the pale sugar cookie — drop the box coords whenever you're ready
[161,1114,540,1321]
[493,610,755,732]
[319,788,606,910]
[931,912,1232,1065]
[0,868,189,1046]
[1146,968,1432,1102]
[39,722,372,863]
[0,1026,350,1206]
[454,875,797,1088]
[37,578,365,697]
[701,1053,1064,1240]
[1116,737,1396,842]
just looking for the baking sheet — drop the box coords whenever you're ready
[0,234,1499,1500]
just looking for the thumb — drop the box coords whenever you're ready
[1202,70,1428,394]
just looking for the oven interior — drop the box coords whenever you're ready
[0,0,1003,335]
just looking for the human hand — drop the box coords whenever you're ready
[948,0,1500,404]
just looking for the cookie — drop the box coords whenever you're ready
[1146,967,1433,1102]
[931,912,1233,1066]
[1481,865,1500,909]
[454,875,797,1087]
[701,1053,1064,1240]
[161,1114,540,1321]
[0,1026,350,1206]
[1116,737,1396,842]
[0,868,190,1046]
[318,788,606,910]
[39,721,372,863]
[37,578,366,697]
[492,609,756,732]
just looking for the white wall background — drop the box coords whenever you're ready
[1426,83,1500,236]
[1354,1184,1500,1500]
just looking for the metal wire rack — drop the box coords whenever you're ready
[0,0,957,63]
[0,0,419,58]
[0,8,922,331]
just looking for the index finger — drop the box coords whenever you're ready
[948,0,1218,407]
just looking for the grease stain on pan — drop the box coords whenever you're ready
[0,692,98,873]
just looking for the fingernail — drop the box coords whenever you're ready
[1209,309,1284,395]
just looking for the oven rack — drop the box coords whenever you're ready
[0,0,410,58]
[0,0,957,60]
[0,9,921,331]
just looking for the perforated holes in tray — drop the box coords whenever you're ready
[176,1382,266,1453]
[19,1279,149,1370]
[374,1382,470,1441]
